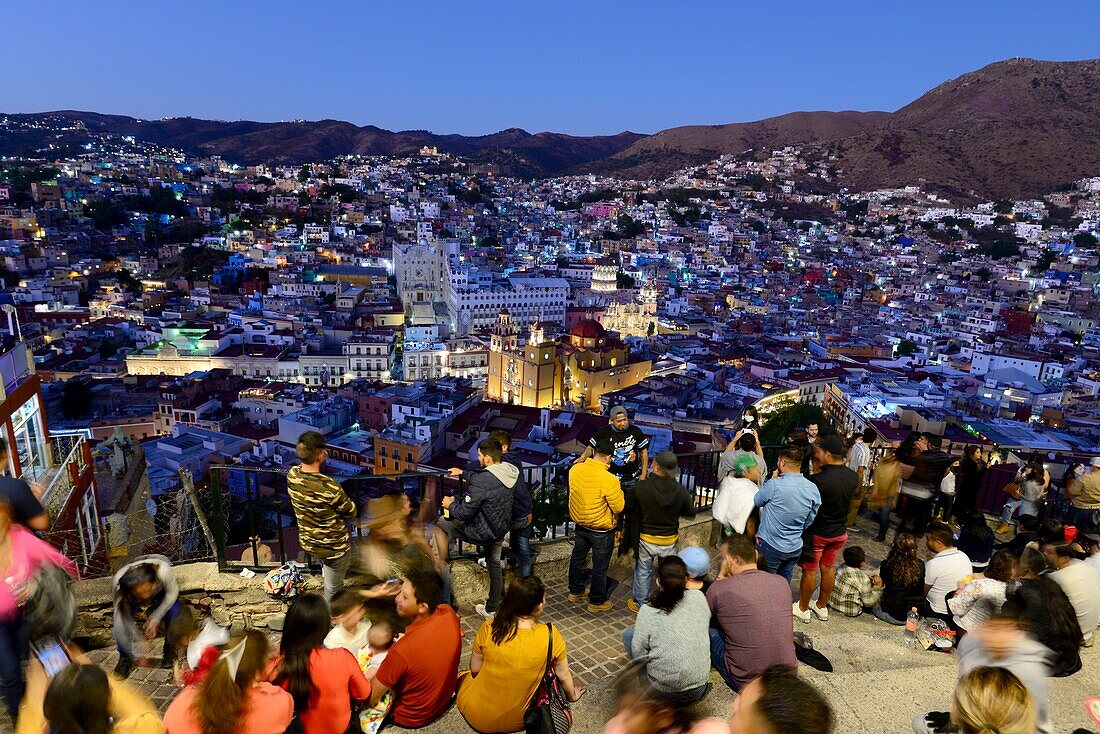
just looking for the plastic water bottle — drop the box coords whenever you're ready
[904,608,920,645]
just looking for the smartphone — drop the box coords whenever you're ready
[31,637,71,678]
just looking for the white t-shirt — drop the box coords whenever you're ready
[324,620,371,655]
[924,548,973,614]
[1049,560,1100,644]
[712,477,759,535]
[940,474,956,497]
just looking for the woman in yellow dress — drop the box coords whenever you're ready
[457,576,585,733]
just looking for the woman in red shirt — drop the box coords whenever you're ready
[164,630,293,734]
[269,593,370,734]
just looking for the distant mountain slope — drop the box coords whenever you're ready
[4,58,1100,198]
[823,58,1100,199]
[591,110,891,179]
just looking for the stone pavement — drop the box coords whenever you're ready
[5,516,1100,733]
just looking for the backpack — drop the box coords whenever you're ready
[263,562,304,600]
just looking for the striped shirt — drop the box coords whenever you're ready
[846,440,871,482]
[287,465,356,559]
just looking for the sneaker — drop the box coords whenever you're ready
[567,592,588,603]
[811,604,829,622]
[874,533,887,543]
[792,602,812,624]
[477,557,487,569]
[627,599,641,613]
[475,603,495,619]
[588,600,614,613]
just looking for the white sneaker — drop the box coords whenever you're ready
[811,604,829,621]
[792,602,812,623]
[477,557,487,569]
[475,604,495,619]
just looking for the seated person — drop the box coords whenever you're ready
[706,534,797,692]
[356,621,397,734]
[923,523,972,623]
[369,568,463,728]
[324,590,371,654]
[827,546,883,617]
[1042,541,1100,646]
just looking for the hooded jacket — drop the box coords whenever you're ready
[452,462,519,544]
[956,631,1054,734]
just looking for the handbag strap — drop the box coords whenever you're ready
[543,622,554,672]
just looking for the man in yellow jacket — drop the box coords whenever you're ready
[567,440,624,613]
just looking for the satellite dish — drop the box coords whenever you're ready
[146,498,158,517]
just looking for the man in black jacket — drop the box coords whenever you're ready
[445,438,517,618]
[489,430,534,578]
[627,451,696,613]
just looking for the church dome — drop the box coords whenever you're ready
[570,319,606,340]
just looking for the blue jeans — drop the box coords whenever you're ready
[481,540,504,612]
[622,626,634,656]
[510,520,534,578]
[872,604,905,626]
[569,526,615,605]
[0,618,27,718]
[633,539,677,605]
[1072,507,1098,532]
[756,537,801,583]
[708,628,740,692]
[1001,498,1039,523]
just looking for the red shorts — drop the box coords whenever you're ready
[798,533,848,572]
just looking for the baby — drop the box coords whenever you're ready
[357,621,397,734]
[324,590,370,654]
[357,620,395,681]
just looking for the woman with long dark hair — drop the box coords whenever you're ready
[1010,548,1083,677]
[953,446,987,520]
[269,593,370,734]
[872,533,926,624]
[165,630,293,734]
[18,661,162,734]
[956,510,995,573]
[457,576,582,733]
[625,556,711,703]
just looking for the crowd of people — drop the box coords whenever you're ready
[4,412,1100,734]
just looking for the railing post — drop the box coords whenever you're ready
[209,467,228,570]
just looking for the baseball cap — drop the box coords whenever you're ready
[678,546,711,578]
[818,434,846,457]
[609,406,628,420]
[655,451,678,474]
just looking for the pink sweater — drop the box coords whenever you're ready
[0,525,79,620]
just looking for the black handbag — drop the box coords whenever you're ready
[523,623,573,734]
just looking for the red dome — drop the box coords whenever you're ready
[569,319,606,339]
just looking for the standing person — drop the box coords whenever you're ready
[574,406,649,517]
[164,630,294,734]
[567,440,624,613]
[0,437,50,530]
[936,459,959,524]
[444,437,517,619]
[1066,457,1100,533]
[627,451,696,613]
[795,435,858,623]
[287,430,356,603]
[112,555,180,679]
[706,535,798,692]
[923,523,973,624]
[800,423,821,477]
[953,446,987,521]
[844,427,875,528]
[711,454,762,537]
[488,430,533,579]
[873,533,926,625]
[753,446,821,582]
[269,593,370,734]
[623,556,711,703]
[369,569,463,728]
[457,576,584,733]
[17,660,164,734]
[868,450,902,542]
[0,498,77,718]
[897,435,952,539]
[998,464,1045,533]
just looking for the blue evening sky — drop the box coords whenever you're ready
[5,1,1100,136]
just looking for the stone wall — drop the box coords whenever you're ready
[74,512,718,644]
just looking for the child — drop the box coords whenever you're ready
[324,589,371,654]
[828,546,883,617]
[356,621,396,734]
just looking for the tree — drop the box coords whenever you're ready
[976,267,992,282]
[60,379,92,419]
[647,320,656,337]
[1034,248,1057,273]
[616,272,636,289]
[758,401,831,449]
[297,165,311,183]
[1074,232,1098,249]
[897,339,918,357]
